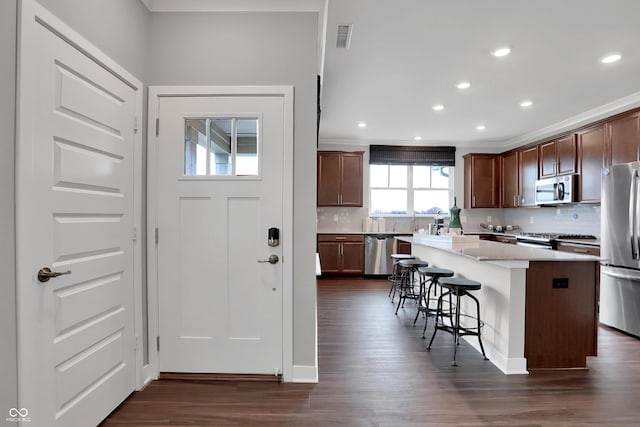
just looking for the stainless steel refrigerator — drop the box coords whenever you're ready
[601,161,640,338]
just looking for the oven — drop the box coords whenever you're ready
[516,237,553,250]
[516,233,597,250]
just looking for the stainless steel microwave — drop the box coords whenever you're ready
[535,174,578,205]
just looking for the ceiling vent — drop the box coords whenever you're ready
[336,24,353,49]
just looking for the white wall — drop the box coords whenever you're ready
[0,0,17,415]
[147,11,319,368]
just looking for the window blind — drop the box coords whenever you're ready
[369,145,455,166]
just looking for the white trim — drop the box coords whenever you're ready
[17,0,146,409]
[462,336,529,375]
[292,365,319,383]
[504,90,640,150]
[141,0,324,12]
[146,85,295,382]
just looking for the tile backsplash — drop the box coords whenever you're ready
[317,205,601,236]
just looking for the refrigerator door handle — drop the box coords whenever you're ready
[635,170,640,260]
[632,170,640,260]
[602,267,640,281]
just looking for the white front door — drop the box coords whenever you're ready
[16,3,139,426]
[155,94,286,374]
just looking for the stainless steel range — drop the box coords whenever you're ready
[516,233,597,249]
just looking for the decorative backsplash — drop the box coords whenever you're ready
[317,205,601,236]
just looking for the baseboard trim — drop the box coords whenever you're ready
[291,365,318,383]
[462,336,529,375]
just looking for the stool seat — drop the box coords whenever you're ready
[398,259,429,268]
[418,267,454,278]
[390,254,415,260]
[440,277,481,292]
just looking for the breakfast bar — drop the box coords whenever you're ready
[401,235,600,374]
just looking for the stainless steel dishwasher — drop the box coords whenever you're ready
[365,234,397,275]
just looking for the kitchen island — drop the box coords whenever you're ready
[400,235,600,374]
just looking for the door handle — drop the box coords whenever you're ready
[37,267,71,283]
[257,255,279,264]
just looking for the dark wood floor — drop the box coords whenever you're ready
[102,278,640,426]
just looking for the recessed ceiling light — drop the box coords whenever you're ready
[520,100,533,107]
[601,53,622,64]
[357,122,367,128]
[456,81,471,89]
[414,136,422,141]
[476,124,487,131]
[432,104,445,111]
[492,47,511,57]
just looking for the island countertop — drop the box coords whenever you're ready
[397,235,600,262]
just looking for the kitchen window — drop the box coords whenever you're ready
[370,165,451,216]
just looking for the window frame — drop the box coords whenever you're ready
[369,164,453,217]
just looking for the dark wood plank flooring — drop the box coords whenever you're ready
[101,278,640,426]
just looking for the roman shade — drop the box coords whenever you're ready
[369,145,456,166]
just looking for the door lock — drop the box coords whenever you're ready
[257,255,279,264]
[37,267,71,283]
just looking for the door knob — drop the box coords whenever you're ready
[257,255,279,264]
[37,267,71,283]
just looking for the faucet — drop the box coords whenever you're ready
[392,222,398,232]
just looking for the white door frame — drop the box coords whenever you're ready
[146,86,295,382]
[16,0,147,393]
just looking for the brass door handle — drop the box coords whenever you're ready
[37,267,71,283]
[257,255,279,264]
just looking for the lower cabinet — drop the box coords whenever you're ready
[397,238,412,255]
[317,234,364,275]
[555,241,600,256]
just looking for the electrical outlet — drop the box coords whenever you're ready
[529,216,534,224]
[552,278,569,289]
[487,215,492,223]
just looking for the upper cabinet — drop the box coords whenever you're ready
[501,151,519,208]
[606,111,640,165]
[464,154,500,208]
[539,134,577,178]
[577,124,606,203]
[518,145,539,207]
[317,151,363,207]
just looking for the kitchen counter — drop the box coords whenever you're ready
[402,235,600,262]
[401,235,599,375]
[318,231,408,235]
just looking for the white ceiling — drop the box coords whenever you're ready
[320,0,640,148]
[141,0,640,149]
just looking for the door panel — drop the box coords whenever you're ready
[157,95,284,374]
[18,17,136,427]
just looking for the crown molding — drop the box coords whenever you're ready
[504,90,640,150]
[140,0,324,12]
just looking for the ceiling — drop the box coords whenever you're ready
[319,0,640,148]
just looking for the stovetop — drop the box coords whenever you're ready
[519,232,597,241]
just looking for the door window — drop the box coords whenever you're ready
[184,117,259,176]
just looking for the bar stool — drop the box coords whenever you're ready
[413,267,455,337]
[388,254,415,302]
[395,258,429,315]
[427,277,488,366]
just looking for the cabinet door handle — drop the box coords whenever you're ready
[339,243,343,255]
[335,236,347,240]
[573,248,588,254]
[513,195,517,206]
[472,195,476,206]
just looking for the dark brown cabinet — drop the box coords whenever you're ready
[501,151,519,208]
[555,241,600,256]
[464,154,501,208]
[518,145,539,207]
[317,234,364,275]
[577,124,606,203]
[397,238,412,255]
[606,111,640,165]
[317,151,363,207]
[539,134,577,178]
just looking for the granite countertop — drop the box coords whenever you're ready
[403,235,600,262]
[317,231,410,235]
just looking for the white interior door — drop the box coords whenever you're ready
[156,95,285,374]
[17,4,138,425]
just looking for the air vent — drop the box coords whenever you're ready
[336,24,352,49]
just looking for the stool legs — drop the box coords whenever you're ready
[427,288,488,366]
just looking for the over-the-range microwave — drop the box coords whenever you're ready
[535,174,578,205]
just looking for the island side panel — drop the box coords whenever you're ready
[524,261,598,370]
